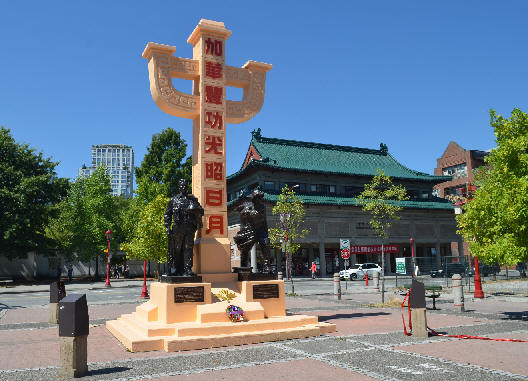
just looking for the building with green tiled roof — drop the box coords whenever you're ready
[227,129,463,277]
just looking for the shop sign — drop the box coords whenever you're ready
[350,245,399,254]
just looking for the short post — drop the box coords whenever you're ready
[277,271,283,280]
[452,273,465,312]
[409,279,428,338]
[364,272,369,286]
[333,273,341,300]
[373,271,379,291]
[49,281,66,324]
[59,294,89,379]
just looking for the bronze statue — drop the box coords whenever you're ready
[164,179,204,276]
[233,188,271,272]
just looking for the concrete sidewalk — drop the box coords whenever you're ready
[0,278,154,295]
[0,284,527,380]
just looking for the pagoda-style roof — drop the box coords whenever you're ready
[228,129,450,183]
[228,189,453,210]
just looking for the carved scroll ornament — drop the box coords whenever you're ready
[142,42,272,123]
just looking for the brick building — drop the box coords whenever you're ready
[433,141,488,198]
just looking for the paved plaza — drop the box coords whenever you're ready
[0,278,527,380]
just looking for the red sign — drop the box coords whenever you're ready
[341,249,350,259]
[350,245,399,255]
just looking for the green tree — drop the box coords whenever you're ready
[49,166,115,279]
[0,127,69,259]
[457,108,528,266]
[135,127,192,196]
[121,194,169,278]
[269,185,309,293]
[358,169,408,303]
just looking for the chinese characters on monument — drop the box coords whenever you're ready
[142,19,272,275]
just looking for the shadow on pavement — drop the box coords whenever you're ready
[88,366,131,376]
[0,302,24,310]
[502,311,528,321]
[319,312,391,321]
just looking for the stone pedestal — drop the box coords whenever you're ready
[106,279,335,352]
[411,308,428,338]
[49,302,59,324]
[59,335,88,379]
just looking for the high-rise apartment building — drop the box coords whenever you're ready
[79,144,134,198]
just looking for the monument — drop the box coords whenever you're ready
[106,19,335,352]
[164,178,204,279]
[233,188,273,278]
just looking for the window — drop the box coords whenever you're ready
[344,186,362,196]
[442,163,468,179]
[263,181,275,191]
[310,184,317,192]
[329,185,336,193]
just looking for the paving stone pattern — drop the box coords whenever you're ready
[1,325,527,381]
[1,282,527,380]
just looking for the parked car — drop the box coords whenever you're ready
[339,263,382,280]
[431,263,470,278]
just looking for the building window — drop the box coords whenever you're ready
[442,163,468,179]
[329,185,336,193]
[310,184,317,192]
[263,181,275,191]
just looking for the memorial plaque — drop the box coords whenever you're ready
[174,286,204,303]
[253,284,279,299]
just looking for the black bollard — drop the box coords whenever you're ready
[49,281,66,324]
[58,294,89,378]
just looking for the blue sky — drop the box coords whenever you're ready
[2,1,527,181]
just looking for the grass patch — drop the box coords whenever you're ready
[361,296,403,308]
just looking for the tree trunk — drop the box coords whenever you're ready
[94,255,99,281]
[147,260,151,277]
[157,261,161,280]
[288,250,294,294]
[381,243,385,304]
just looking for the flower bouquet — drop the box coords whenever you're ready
[226,304,245,322]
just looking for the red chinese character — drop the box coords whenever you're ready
[205,85,223,105]
[205,38,223,56]
[206,215,224,234]
[204,136,223,155]
[205,189,223,207]
[205,111,223,129]
[205,162,223,180]
[205,61,222,79]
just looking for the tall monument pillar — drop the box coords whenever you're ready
[142,19,272,278]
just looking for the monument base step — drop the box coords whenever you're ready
[106,317,335,352]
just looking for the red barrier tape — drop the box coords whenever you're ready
[401,287,528,342]
[427,327,528,343]
[401,289,412,336]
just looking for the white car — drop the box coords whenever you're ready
[339,263,382,280]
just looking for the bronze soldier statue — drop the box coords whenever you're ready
[164,179,204,276]
[233,188,271,272]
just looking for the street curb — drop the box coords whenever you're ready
[0,281,151,295]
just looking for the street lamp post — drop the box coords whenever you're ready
[105,229,112,287]
[410,237,415,278]
[140,260,149,298]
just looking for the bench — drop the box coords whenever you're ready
[402,284,442,310]
[0,279,14,287]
